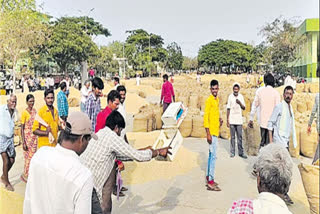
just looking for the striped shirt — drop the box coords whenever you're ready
[80,127,152,202]
[85,93,101,131]
[57,90,69,117]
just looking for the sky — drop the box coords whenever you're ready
[38,0,319,57]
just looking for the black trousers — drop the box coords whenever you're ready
[260,127,270,148]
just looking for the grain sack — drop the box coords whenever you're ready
[179,114,192,137]
[297,102,307,113]
[298,163,319,214]
[289,125,300,158]
[199,95,206,111]
[300,128,318,158]
[178,96,189,107]
[304,84,310,93]
[191,115,207,138]
[138,90,147,98]
[147,111,154,132]
[244,124,261,156]
[68,97,80,107]
[154,107,163,130]
[309,83,319,93]
[296,84,305,93]
[219,121,230,140]
[133,113,148,132]
[189,95,199,109]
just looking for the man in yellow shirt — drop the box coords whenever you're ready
[203,79,223,191]
[32,89,60,148]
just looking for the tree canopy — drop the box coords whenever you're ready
[198,39,258,73]
[166,42,183,71]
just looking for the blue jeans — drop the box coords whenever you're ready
[80,102,86,112]
[207,136,217,181]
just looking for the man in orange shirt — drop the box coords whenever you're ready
[203,79,223,191]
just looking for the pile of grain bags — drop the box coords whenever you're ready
[133,104,162,132]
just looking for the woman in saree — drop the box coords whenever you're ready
[20,94,37,182]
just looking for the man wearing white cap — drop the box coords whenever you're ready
[227,83,247,158]
[24,112,98,214]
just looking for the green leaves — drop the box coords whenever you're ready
[166,42,183,71]
[198,39,257,72]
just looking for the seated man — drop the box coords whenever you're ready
[228,143,293,214]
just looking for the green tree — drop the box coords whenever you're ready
[198,39,257,73]
[182,56,198,70]
[0,1,47,90]
[166,42,183,71]
[259,16,305,73]
[47,16,110,73]
[125,29,167,76]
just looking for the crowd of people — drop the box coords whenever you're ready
[0,71,318,214]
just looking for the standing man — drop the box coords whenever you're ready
[116,86,128,141]
[249,73,280,148]
[160,74,175,113]
[33,89,60,148]
[24,112,97,214]
[57,82,69,122]
[89,68,95,80]
[81,111,171,214]
[81,80,91,113]
[113,77,120,90]
[203,79,223,191]
[5,77,10,95]
[95,90,120,133]
[61,76,70,97]
[85,77,104,131]
[308,92,319,164]
[49,75,55,90]
[226,83,247,158]
[267,85,296,205]
[0,95,18,191]
[136,74,140,86]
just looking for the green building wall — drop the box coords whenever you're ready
[291,19,319,81]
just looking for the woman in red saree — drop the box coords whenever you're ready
[20,94,37,182]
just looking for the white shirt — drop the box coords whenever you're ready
[81,86,91,104]
[249,86,264,124]
[253,192,292,214]
[114,83,120,90]
[117,102,127,137]
[49,77,55,87]
[61,79,70,90]
[24,144,93,214]
[136,76,140,86]
[226,93,245,125]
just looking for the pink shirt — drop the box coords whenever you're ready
[255,85,280,129]
[161,81,175,104]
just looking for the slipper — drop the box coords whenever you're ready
[205,182,219,187]
[121,186,128,192]
[207,185,221,191]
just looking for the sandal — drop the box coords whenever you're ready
[207,185,221,191]
[20,175,27,183]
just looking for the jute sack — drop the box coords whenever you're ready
[68,97,80,107]
[133,112,148,132]
[154,106,163,130]
[309,83,319,93]
[298,162,319,214]
[178,96,189,107]
[147,111,154,132]
[289,124,301,158]
[296,83,304,93]
[244,124,261,156]
[300,128,318,158]
[191,115,207,138]
[138,90,147,98]
[189,95,199,109]
[297,102,307,113]
[179,114,192,137]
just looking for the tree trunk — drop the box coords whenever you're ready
[12,56,17,93]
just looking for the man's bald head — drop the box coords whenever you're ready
[7,94,17,110]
